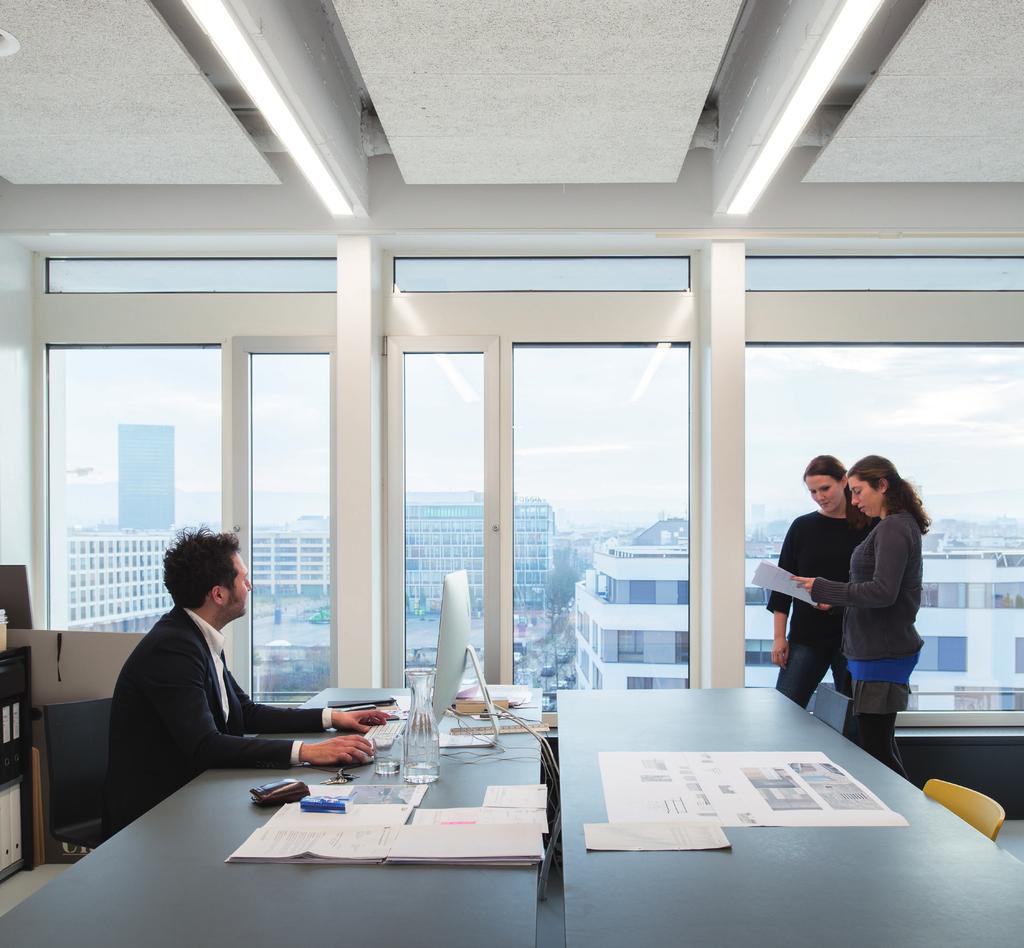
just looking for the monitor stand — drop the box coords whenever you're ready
[464,644,501,746]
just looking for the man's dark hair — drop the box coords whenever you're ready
[163,527,240,609]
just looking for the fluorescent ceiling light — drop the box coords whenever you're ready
[726,0,884,216]
[631,343,673,402]
[181,0,353,217]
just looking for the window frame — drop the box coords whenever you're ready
[46,256,337,294]
[44,342,222,632]
[384,336,500,687]
[746,285,1024,724]
[229,337,337,695]
[383,250,699,697]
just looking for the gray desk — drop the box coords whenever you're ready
[559,688,1024,948]
[0,688,540,948]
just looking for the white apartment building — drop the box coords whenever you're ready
[577,547,1024,710]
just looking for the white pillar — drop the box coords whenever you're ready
[0,240,34,573]
[335,237,383,686]
[696,241,746,687]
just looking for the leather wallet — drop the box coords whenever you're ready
[249,778,311,806]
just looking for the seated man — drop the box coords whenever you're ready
[104,527,387,836]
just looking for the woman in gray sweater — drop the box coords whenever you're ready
[794,456,930,777]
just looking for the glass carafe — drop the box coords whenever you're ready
[403,668,441,783]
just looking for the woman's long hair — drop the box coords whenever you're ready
[803,454,869,530]
[848,455,931,534]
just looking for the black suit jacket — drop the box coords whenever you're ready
[104,606,326,835]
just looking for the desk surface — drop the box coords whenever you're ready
[558,688,1024,948]
[0,688,540,948]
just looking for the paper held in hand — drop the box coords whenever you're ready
[752,560,816,606]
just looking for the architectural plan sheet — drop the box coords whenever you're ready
[599,752,907,827]
[483,784,547,809]
[752,560,816,605]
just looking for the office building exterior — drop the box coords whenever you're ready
[118,424,175,531]
[404,492,555,617]
[66,531,174,632]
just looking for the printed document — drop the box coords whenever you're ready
[386,823,543,865]
[599,752,907,827]
[412,806,548,830]
[584,821,731,852]
[226,824,400,864]
[483,784,547,809]
[266,803,413,828]
[752,561,816,605]
[309,783,428,807]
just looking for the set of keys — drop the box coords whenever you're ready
[321,768,360,785]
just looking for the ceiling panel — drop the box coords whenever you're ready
[332,0,743,184]
[807,0,1024,183]
[0,0,278,184]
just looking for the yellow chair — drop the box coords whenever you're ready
[923,778,1005,841]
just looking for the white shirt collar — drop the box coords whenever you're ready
[184,607,229,721]
[184,608,226,657]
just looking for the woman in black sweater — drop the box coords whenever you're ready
[769,455,872,708]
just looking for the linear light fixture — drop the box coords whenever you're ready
[726,0,884,216]
[181,0,353,216]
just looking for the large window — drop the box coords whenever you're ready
[513,344,689,711]
[393,256,690,293]
[47,346,221,631]
[47,257,336,293]
[402,352,486,671]
[745,345,1024,711]
[747,257,1024,291]
[249,353,331,703]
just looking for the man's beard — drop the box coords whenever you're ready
[221,590,247,624]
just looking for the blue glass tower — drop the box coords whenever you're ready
[118,424,175,530]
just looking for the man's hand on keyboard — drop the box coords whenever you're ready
[330,708,391,732]
[298,734,374,766]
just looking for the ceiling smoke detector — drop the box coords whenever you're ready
[0,28,21,57]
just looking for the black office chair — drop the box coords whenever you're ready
[812,683,856,739]
[43,698,112,850]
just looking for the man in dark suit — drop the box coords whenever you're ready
[104,527,388,836]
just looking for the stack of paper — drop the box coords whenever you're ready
[227,825,400,864]
[268,803,413,828]
[412,806,548,830]
[386,824,543,866]
[228,781,549,866]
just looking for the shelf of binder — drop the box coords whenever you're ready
[0,645,33,880]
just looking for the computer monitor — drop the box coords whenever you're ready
[0,565,33,629]
[431,570,500,743]
[431,570,472,721]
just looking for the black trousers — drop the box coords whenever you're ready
[855,711,908,779]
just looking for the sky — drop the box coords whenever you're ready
[53,343,1024,535]
[403,345,689,530]
[746,346,1024,525]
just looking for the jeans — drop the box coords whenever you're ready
[775,641,851,710]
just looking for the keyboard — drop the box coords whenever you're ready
[450,723,550,736]
[365,720,404,747]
